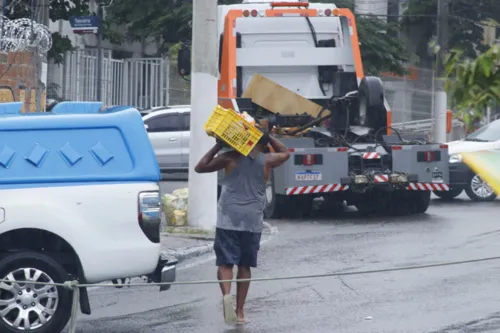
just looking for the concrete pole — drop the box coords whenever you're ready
[433,91,447,143]
[96,5,104,102]
[187,0,218,230]
[35,0,49,111]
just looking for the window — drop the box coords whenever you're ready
[182,113,190,131]
[145,114,182,132]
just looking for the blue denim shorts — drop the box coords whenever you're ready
[214,228,262,268]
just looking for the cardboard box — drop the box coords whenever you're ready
[242,74,325,117]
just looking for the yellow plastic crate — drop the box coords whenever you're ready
[204,105,263,156]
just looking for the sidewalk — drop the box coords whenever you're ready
[161,231,214,263]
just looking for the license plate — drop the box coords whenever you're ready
[432,171,443,183]
[295,171,322,181]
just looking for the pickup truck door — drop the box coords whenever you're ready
[180,113,191,169]
[145,113,183,169]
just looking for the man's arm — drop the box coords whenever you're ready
[194,143,232,173]
[265,135,290,169]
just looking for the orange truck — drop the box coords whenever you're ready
[178,0,450,218]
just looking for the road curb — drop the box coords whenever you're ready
[164,244,214,263]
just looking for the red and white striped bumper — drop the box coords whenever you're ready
[374,175,449,191]
[285,184,349,195]
[407,183,450,191]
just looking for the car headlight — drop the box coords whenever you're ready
[449,153,463,164]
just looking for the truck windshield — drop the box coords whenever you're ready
[465,119,500,142]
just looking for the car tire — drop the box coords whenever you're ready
[0,251,73,333]
[433,188,463,200]
[465,174,497,201]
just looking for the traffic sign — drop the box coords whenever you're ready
[69,16,100,34]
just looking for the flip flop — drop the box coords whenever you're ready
[223,295,238,324]
[236,318,248,325]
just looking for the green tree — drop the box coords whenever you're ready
[401,0,500,65]
[443,44,500,128]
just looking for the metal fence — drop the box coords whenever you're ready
[47,49,170,109]
[381,66,465,141]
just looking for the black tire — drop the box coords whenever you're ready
[433,188,463,200]
[0,251,72,333]
[357,76,387,133]
[388,191,412,216]
[413,191,431,214]
[263,172,287,219]
[465,173,497,202]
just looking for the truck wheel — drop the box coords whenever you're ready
[217,185,222,201]
[0,251,72,333]
[387,191,412,216]
[465,174,497,202]
[263,173,287,219]
[357,76,386,132]
[433,188,463,200]
[355,201,379,216]
[413,191,431,214]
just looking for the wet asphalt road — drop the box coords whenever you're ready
[66,177,500,333]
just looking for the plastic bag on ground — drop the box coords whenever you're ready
[163,188,189,226]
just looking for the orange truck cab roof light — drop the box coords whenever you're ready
[271,1,309,8]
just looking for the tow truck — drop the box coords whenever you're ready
[177,0,450,217]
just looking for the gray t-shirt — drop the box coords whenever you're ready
[217,153,265,233]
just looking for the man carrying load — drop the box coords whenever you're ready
[194,131,290,325]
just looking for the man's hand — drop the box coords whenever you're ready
[264,135,290,169]
[194,140,229,173]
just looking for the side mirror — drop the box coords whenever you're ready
[177,45,191,77]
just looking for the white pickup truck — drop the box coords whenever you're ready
[0,102,177,333]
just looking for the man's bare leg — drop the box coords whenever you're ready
[236,266,251,322]
[217,264,233,295]
[218,264,237,324]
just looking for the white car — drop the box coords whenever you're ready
[436,119,500,201]
[142,106,191,171]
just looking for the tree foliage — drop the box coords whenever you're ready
[443,45,500,120]
[401,0,500,65]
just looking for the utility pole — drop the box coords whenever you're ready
[436,0,449,79]
[35,0,49,111]
[96,3,103,102]
[187,0,218,230]
[432,0,449,143]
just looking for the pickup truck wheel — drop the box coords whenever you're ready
[465,174,497,202]
[0,252,72,333]
[433,188,463,200]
